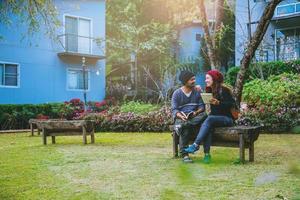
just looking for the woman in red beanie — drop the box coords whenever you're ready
[184,69,235,163]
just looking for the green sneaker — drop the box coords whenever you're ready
[203,154,211,164]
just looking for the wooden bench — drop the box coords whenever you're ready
[170,125,261,163]
[29,119,61,136]
[37,120,95,145]
[29,119,42,136]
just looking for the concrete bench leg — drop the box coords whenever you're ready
[249,142,254,162]
[30,123,34,136]
[173,131,179,158]
[82,127,87,144]
[239,134,245,163]
[42,128,47,145]
[51,136,56,144]
[91,128,95,144]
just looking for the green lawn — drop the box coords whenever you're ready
[0,132,299,200]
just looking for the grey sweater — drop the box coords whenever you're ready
[171,88,205,120]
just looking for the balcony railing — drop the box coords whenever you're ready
[255,42,300,62]
[275,2,300,17]
[57,34,104,56]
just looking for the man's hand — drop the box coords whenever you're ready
[194,108,204,116]
[176,112,187,121]
[195,85,202,92]
[209,98,220,105]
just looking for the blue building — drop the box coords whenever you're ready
[0,0,106,104]
[235,0,300,65]
[176,22,207,87]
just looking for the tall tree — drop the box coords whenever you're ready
[106,0,177,101]
[0,0,59,40]
[198,0,226,70]
[233,0,283,105]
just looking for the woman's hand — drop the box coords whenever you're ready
[195,85,202,92]
[209,98,220,105]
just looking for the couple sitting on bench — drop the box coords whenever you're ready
[171,69,235,163]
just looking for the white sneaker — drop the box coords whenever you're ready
[174,124,182,136]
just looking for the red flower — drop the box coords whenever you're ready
[36,114,49,120]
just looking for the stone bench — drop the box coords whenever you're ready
[37,120,95,145]
[29,119,61,136]
[170,125,261,163]
[29,119,42,136]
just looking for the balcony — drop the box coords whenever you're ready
[273,2,300,19]
[57,34,105,64]
[255,42,300,62]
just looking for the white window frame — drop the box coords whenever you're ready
[63,14,93,54]
[274,26,300,61]
[276,2,300,17]
[0,61,20,88]
[66,68,91,92]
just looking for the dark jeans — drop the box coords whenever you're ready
[175,112,207,157]
[194,115,233,153]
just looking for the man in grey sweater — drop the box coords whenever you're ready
[171,70,207,163]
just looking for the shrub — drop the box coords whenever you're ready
[0,98,113,130]
[120,101,160,114]
[225,66,245,86]
[59,98,84,120]
[0,103,63,130]
[84,106,172,132]
[239,73,300,132]
[225,59,300,86]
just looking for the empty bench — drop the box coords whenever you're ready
[37,120,95,145]
[29,119,61,136]
[29,119,42,136]
[170,125,261,163]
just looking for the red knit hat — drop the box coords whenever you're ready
[206,70,224,83]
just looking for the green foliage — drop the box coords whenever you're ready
[225,60,300,86]
[84,105,172,132]
[0,103,63,130]
[120,101,159,114]
[178,58,204,75]
[243,73,299,108]
[0,99,113,130]
[215,2,235,69]
[225,66,244,86]
[240,73,300,132]
[106,0,179,100]
[0,0,60,40]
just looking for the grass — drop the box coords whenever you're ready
[0,132,299,200]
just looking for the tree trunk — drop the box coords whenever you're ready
[199,0,225,70]
[199,0,217,70]
[215,0,225,32]
[233,0,282,105]
[214,0,225,68]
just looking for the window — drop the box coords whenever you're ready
[297,3,300,12]
[0,63,19,87]
[65,15,92,54]
[276,2,300,17]
[276,27,300,61]
[255,50,269,62]
[196,34,202,41]
[67,69,89,90]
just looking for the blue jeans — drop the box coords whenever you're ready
[194,115,233,153]
[175,112,207,157]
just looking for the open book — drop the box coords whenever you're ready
[180,111,195,119]
[201,93,213,104]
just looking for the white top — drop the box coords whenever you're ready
[181,88,192,97]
